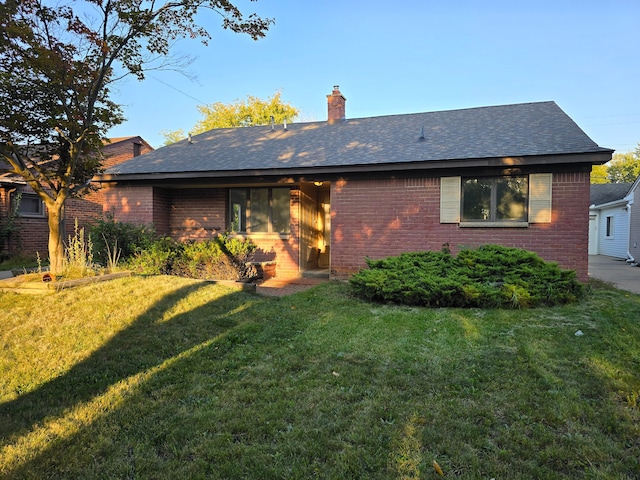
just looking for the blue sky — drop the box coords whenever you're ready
[108,0,640,154]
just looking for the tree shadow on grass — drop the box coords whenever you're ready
[0,280,256,445]
[2,285,336,479]
[4,285,640,478]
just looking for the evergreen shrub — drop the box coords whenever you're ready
[350,245,584,308]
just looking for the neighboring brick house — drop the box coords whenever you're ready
[589,178,640,262]
[0,136,153,257]
[96,87,612,282]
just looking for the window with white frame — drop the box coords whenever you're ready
[229,187,290,234]
[605,215,614,238]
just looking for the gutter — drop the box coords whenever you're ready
[589,198,629,210]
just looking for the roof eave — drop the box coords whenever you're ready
[590,197,630,210]
[95,151,613,183]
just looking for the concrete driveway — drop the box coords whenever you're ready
[589,255,640,294]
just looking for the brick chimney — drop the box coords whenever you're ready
[327,85,346,124]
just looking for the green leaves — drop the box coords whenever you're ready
[607,149,640,183]
[1,0,273,273]
[195,91,299,131]
[591,144,640,184]
[351,245,584,308]
[161,91,300,144]
[128,235,258,280]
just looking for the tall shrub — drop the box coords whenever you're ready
[89,214,155,266]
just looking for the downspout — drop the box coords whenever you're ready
[3,187,17,254]
[588,204,598,255]
[626,196,635,263]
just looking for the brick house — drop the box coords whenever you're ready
[0,136,153,257]
[97,87,612,282]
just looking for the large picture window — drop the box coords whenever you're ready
[229,187,290,234]
[461,176,528,222]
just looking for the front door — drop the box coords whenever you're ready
[299,182,330,272]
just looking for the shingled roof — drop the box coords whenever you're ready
[105,100,612,178]
[590,182,632,206]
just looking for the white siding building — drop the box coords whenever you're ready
[589,180,639,261]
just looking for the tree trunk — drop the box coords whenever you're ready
[47,200,66,276]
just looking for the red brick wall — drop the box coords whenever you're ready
[169,189,227,240]
[153,188,171,235]
[101,185,168,233]
[330,171,591,282]
[90,138,153,208]
[101,137,153,171]
[96,169,592,281]
[103,184,155,225]
[3,186,102,257]
[66,197,103,227]
[104,185,302,278]
[11,215,49,256]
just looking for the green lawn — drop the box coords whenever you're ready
[0,276,639,479]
